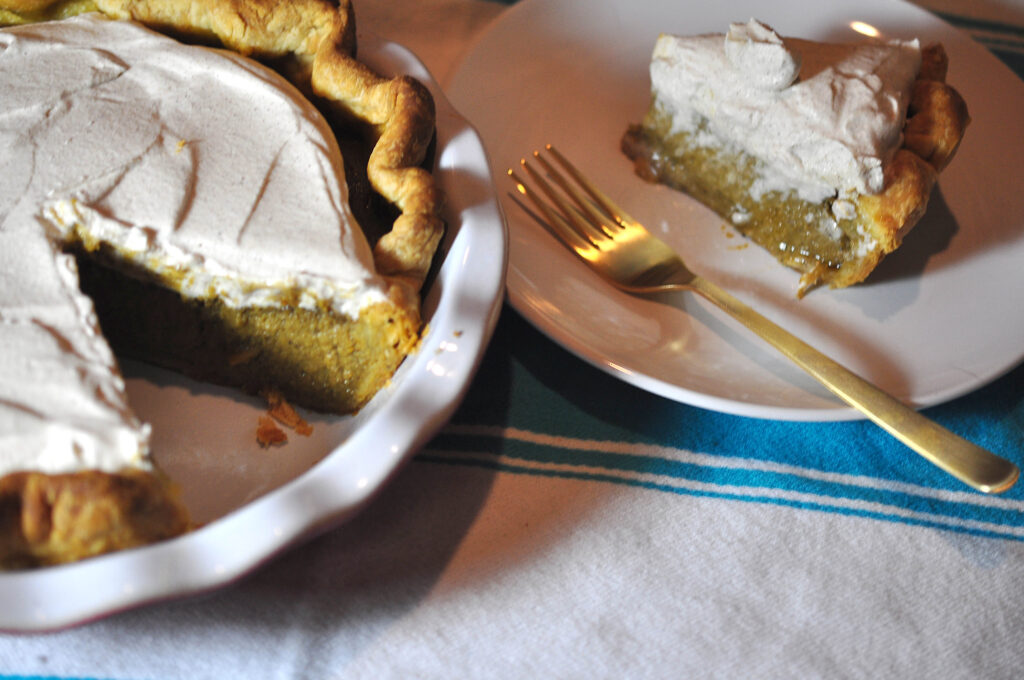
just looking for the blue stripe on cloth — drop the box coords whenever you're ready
[428,429,1024,524]
[423,427,1024,532]
[424,309,1024,537]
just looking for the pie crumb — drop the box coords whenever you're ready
[264,390,314,437]
[257,415,288,447]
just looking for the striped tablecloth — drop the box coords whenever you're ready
[2,1,1024,678]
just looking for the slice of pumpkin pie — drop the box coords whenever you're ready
[622,19,969,296]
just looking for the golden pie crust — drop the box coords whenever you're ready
[622,42,969,296]
[0,0,444,567]
[0,470,189,569]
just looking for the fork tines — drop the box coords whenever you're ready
[508,144,633,250]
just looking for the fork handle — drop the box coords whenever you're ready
[688,276,1019,494]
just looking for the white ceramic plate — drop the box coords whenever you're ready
[0,35,506,632]
[447,0,1024,421]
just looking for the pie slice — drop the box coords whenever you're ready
[0,1,444,567]
[622,19,969,296]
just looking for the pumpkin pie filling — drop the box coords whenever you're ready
[623,113,858,277]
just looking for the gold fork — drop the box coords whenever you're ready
[508,144,1019,494]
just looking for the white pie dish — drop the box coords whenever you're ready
[0,32,507,632]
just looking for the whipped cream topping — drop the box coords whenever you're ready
[0,234,150,475]
[0,15,385,476]
[650,19,922,203]
[723,19,801,91]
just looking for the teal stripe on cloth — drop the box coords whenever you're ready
[420,308,1024,537]
[419,454,1024,542]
